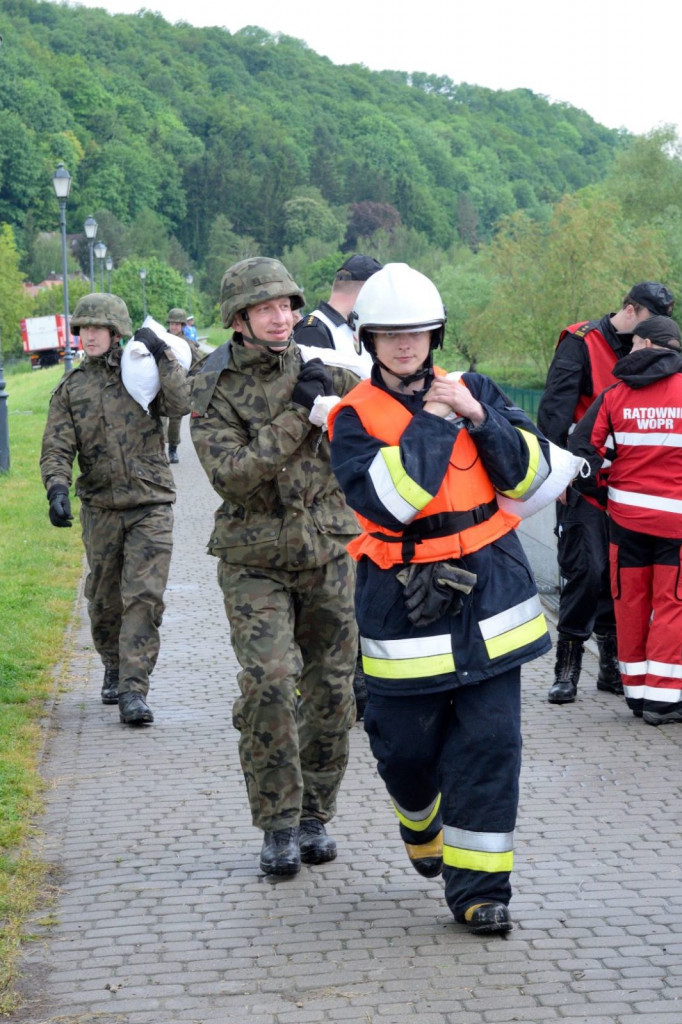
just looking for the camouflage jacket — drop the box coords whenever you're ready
[189,337,360,570]
[40,343,190,509]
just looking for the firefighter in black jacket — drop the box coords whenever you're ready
[537,282,674,704]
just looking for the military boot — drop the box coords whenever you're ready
[595,633,623,694]
[299,819,337,864]
[547,636,584,704]
[118,692,154,725]
[168,446,179,464]
[260,827,301,876]
[101,666,119,705]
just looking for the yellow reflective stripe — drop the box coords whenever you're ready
[444,846,514,873]
[443,826,514,873]
[393,793,441,832]
[479,595,547,660]
[362,634,454,679]
[369,445,433,523]
[499,428,545,500]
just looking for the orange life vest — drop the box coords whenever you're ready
[328,373,520,568]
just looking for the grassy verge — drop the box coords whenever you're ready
[0,363,84,1013]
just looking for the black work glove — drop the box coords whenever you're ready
[398,561,477,628]
[133,327,168,364]
[47,484,73,528]
[292,358,334,411]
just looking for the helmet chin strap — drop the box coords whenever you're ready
[375,353,435,391]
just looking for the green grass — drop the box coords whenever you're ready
[0,364,84,1012]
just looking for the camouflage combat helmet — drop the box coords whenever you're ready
[167,307,188,324]
[220,257,304,329]
[70,292,132,337]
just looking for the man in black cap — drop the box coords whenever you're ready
[538,282,675,705]
[294,254,382,379]
[568,315,682,725]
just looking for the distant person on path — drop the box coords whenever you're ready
[328,263,552,935]
[190,257,360,878]
[40,293,190,726]
[537,282,674,705]
[293,252,383,719]
[569,315,682,726]
[165,307,203,463]
[184,314,199,344]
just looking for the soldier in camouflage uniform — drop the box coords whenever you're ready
[164,307,204,463]
[190,257,360,877]
[40,293,190,726]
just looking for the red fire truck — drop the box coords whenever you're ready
[21,315,81,368]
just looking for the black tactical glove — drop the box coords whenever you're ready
[292,358,334,411]
[47,484,73,528]
[398,561,477,628]
[133,327,168,364]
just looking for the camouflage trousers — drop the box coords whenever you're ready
[218,555,358,832]
[81,502,174,696]
[163,415,183,447]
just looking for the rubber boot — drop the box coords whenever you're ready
[461,902,513,935]
[594,633,623,694]
[547,636,583,704]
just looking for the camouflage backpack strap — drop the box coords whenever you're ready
[189,340,232,417]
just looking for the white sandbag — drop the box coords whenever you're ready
[121,340,160,413]
[142,315,192,370]
[498,441,587,519]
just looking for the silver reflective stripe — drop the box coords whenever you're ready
[368,452,417,524]
[648,660,682,680]
[478,595,542,641]
[393,795,439,823]
[614,432,682,448]
[643,684,682,703]
[620,660,647,676]
[444,826,514,853]
[362,634,452,660]
[608,487,682,516]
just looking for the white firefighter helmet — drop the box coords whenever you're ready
[351,263,446,354]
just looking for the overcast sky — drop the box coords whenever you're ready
[64,0,680,138]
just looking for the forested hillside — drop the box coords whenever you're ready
[1,0,681,379]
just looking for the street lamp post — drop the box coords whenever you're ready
[139,268,147,319]
[52,162,73,372]
[186,273,193,315]
[84,215,97,291]
[105,256,113,292]
[94,241,107,291]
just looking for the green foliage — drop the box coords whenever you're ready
[112,256,195,329]
[0,225,26,357]
[0,0,623,268]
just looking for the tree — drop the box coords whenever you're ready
[0,224,28,358]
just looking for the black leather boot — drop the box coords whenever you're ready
[260,827,301,876]
[118,692,154,725]
[595,633,623,694]
[101,666,119,705]
[299,819,337,864]
[460,902,513,935]
[547,636,583,704]
[168,445,179,464]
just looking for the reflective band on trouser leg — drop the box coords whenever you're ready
[478,595,547,661]
[361,634,455,680]
[392,794,441,833]
[619,660,646,707]
[443,826,514,873]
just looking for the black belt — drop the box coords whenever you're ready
[369,498,499,562]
